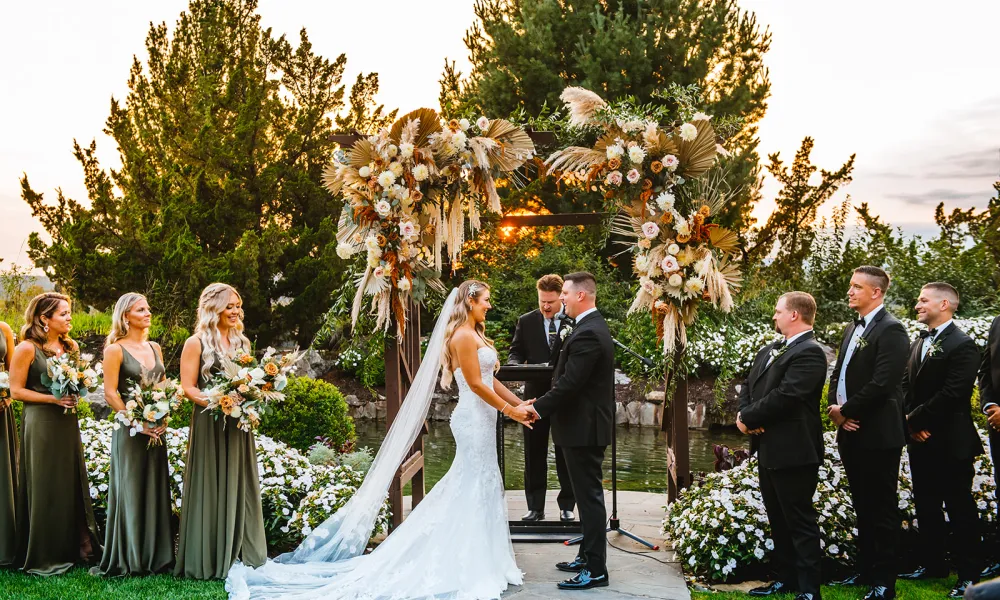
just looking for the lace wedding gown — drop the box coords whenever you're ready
[227,346,522,600]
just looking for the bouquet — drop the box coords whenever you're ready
[204,347,300,432]
[114,371,186,447]
[0,370,9,406]
[40,351,103,413]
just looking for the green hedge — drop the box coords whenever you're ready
[258,376,355,451]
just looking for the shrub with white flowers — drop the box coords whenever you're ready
[665,430,997,581]
[79,417,388,551]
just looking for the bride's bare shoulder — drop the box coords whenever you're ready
[449,328,480,354]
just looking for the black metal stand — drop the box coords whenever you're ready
[564,337,660,551]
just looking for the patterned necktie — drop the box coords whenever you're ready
[547,318,558,351]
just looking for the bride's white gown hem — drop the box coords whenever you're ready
[226,346,521,600]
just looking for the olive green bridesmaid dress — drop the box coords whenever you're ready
[0,332,17,566]
[174,343,266,579]
[16,345,101,576]
[92,343,174,576]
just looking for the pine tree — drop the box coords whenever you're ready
[21,0,378,346]
[444,0,771,234]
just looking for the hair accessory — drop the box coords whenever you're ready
[467,283,481,298]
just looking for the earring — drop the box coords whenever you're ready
[124,321,130,333]
[43,325,49,333]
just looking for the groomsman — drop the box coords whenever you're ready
[827,266,910,600]
[738,292,828,600]
[897,283,983,598]
[508,274,575,522]
[979,314,1000,579]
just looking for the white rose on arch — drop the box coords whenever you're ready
[374,200,392,218]
[641,221,660,239]
[335,242,356,260]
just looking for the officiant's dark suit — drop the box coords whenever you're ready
[827,300,909,594]
[508,307,575,517]
[901,320,983,583]
[533,296,615,584]
[739,313,827,598]
[979,317,1000,564]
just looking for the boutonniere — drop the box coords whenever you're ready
[855,336,869,351]
[926,340,943,358]
[769,345,788,361]
[560,326,573,340]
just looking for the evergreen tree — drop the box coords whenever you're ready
[21,0,376,347]
[336,72,398,134]
[444,0,772,234]
[749,137,855,281]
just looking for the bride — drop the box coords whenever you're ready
[227,280,538,599]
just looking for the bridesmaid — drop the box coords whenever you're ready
[174,283,266,579]
[0,318,17,566]
[10,292,101,575]
[92,293,173,576]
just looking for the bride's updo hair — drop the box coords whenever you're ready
[440,280,495,389]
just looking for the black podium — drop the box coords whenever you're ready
[495,364,583,542]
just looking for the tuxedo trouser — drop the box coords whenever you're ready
[758,463,822,596]
[562,445,608,577]
[908,446,981,580]
[840,445,902,589]
[523,418,575,512]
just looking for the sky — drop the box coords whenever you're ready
[1,0,998,269]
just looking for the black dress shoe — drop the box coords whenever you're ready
[862,585,895,600]
[948,581,974,598]
[520,510,545,521]
[795,594,819,600]
[829,573,865,586]
[560,510,575,522]
[982,563,1000,579]
[557,569,609,590]
[898,566,948,580]
[556,557,587,572]
[749,582,796,597]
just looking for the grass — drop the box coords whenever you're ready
[692,578,963,600]
[0,568,226,600]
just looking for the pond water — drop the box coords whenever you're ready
[354,420,747,494]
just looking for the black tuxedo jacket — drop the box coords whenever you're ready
[902,323,984,460]
[507,309,565,399]
[533,311,615,448]
[739,332,828,470]
[827,307,909,450]
[978,316,1000,414]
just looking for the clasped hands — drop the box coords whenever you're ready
[826,405,861,432]
[506,399,540,428]
[735,412,764,436]
[987,405,1000,432]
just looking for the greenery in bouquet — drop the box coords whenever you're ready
[324,108,535,339]
[115,371,186,447]
[544,86,742,355]
[204,347,300,432]
[40,350,102,413]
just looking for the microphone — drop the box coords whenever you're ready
[554,304,568,321]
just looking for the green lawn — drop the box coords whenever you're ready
[0,568,226,600]
[693,578,963,600]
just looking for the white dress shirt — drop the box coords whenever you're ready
[766,329,813,367]
[573,307,598,324]
[836,304,884,405]
[921,319,953,360]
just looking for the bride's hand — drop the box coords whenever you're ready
[507,404,535,428]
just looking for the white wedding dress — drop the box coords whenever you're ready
[227,345,522,600]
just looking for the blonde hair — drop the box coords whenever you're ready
[105,293,149,348]
[194,283,251,379]
[440,280,495,389]
[21,292,73,350]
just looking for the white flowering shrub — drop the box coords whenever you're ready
[821,316,995,349]
[666,431,998,581]
[79,417,388,552]
[686,320,782,375]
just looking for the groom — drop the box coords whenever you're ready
[512,272,615,590]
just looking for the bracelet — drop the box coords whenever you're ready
[500,405,508,416]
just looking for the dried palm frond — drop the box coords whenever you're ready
[347,139,378,168]
[545,146,606,174]
[676,119,717,178]
[593,132,626,152]
[717,256,743,290]
[644,130,679,158]
[321,163,344,196]
[480,119,535,171]
[560,87,607,127]
[708,227,739,254]
[389,108,442,147]
[610,212,642,240]
[467,137,497,170]
[335,208,365,247]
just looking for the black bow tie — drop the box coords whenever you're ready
[919,328,937,339]
[853,318,866,329]
[773,339,786,350]
[564,317,577,326]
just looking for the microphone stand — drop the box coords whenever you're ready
[565,336,660,551]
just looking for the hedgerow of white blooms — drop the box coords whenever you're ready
[686,320,781,375]
[79,417,388,548]
[820,316,995,349]
[665,430,997,581]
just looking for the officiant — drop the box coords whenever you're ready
[507,274,576,522]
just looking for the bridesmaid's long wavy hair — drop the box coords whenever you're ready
[194,283,250,379]
[21,292,73,350]
[105,292,148,348]
[440,280,496,389]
